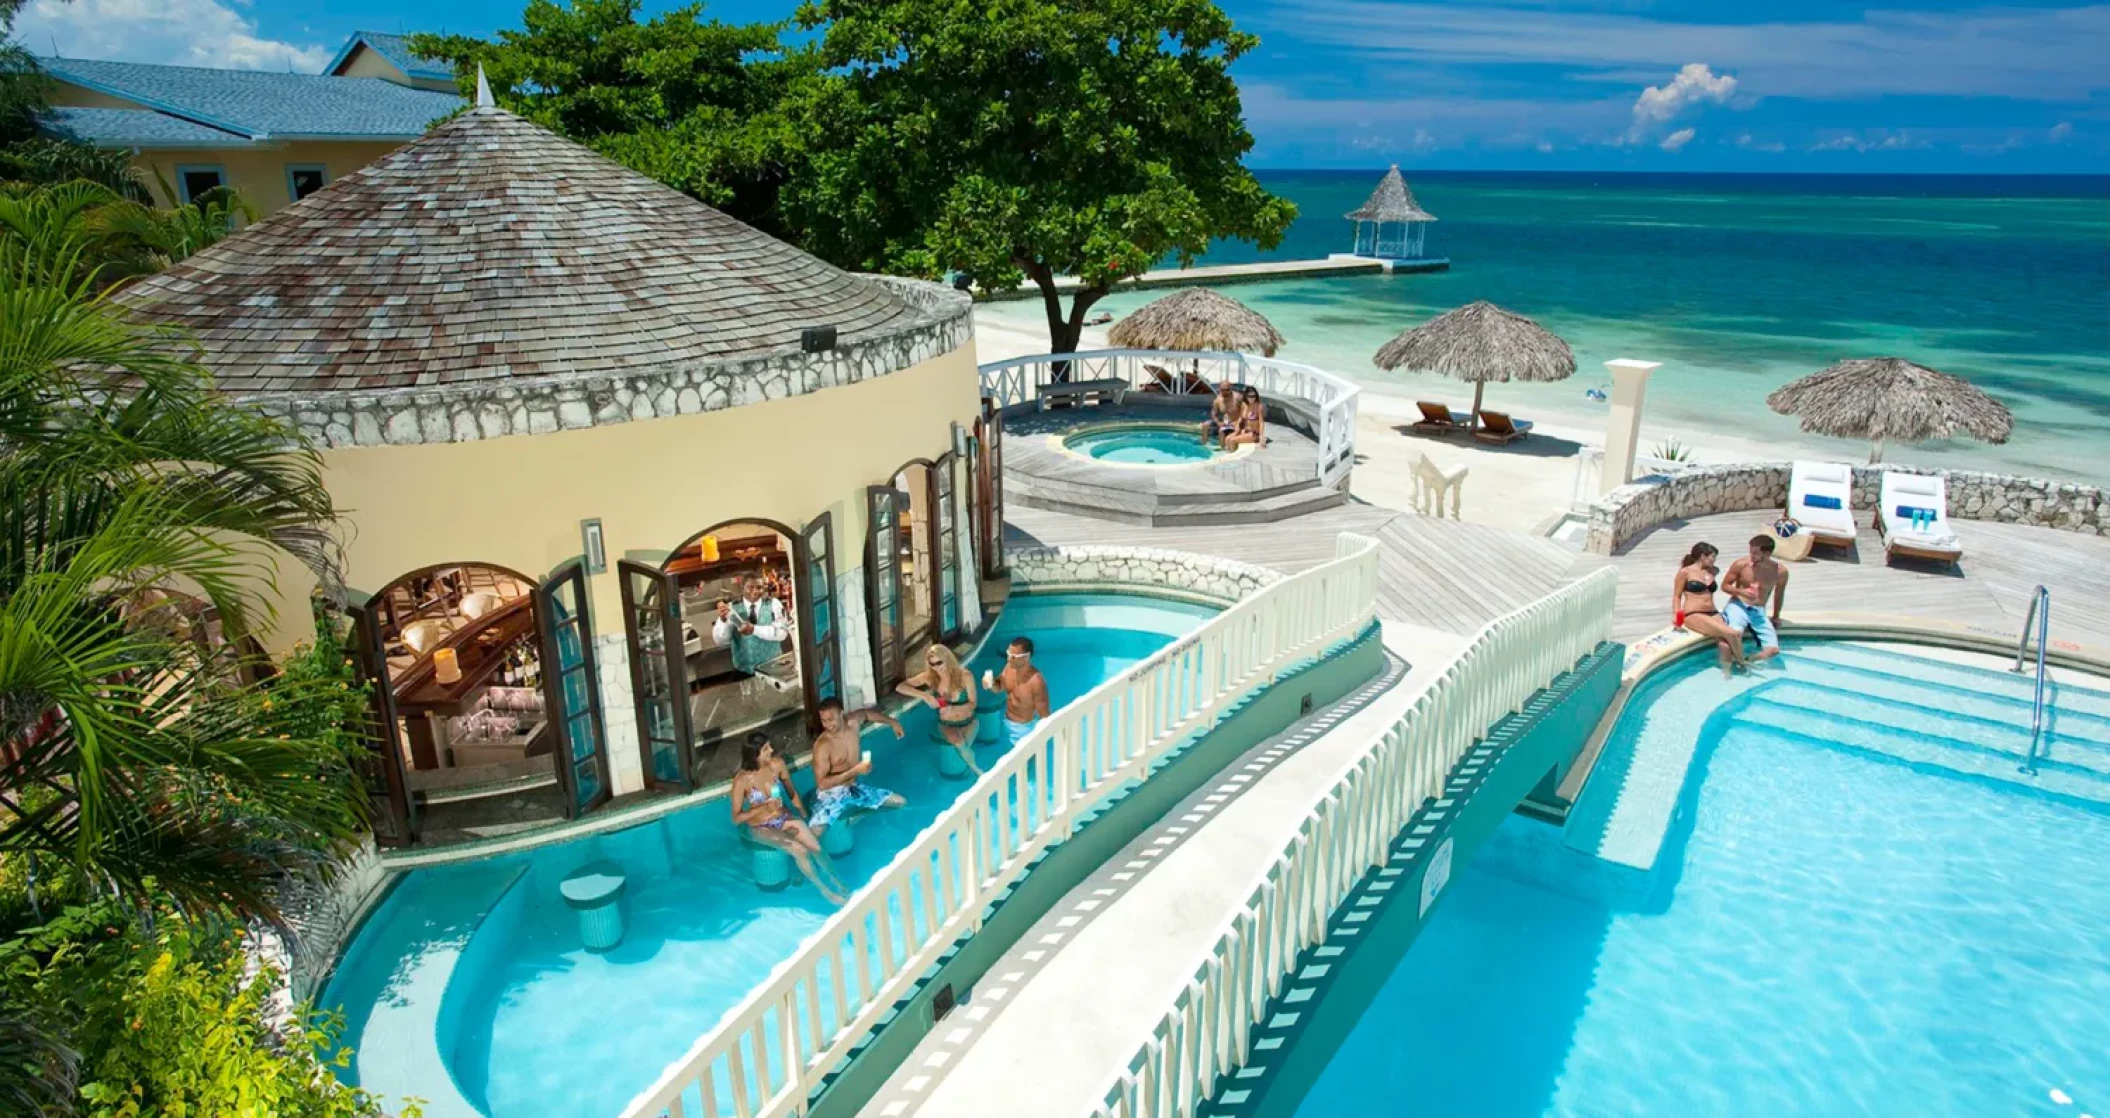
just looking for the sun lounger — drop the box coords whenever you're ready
[1877,471,1962,567]
[1473,410,1534,444]
[1412,401,1467,434]
[1786,460,1857,549]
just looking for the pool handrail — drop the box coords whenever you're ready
[1095,566,1620,1118]
[978,348,1362,489]
[619,532,1383,1118]
[2014,584,2051,775]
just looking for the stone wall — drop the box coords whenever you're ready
[1006,544,1279,605]
[249,277,973,450]
[1583,461,2110,555]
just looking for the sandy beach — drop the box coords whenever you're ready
[974,307,1801,536]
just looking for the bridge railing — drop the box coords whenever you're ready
[1096,566,1620,1118]
[619,533,1382,1118]
[978,348,1362,489]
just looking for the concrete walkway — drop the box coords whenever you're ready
[861,622,1463,1117]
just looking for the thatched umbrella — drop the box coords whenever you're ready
[1373,301,1575,427]
[1767,357,2013,463]
[1107,287,1284,356]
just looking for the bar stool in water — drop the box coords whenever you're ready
[739,828,793,889]
[820,816,856,857]
[559,860,628,951]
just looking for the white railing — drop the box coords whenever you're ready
[1096,566,1619,1118]
[1569,447,1688,509]
[620,534,1382,1118]
[979,348,1362,490]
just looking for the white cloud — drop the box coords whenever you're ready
[1633,64,1738,129]
[2049,121,2075,142]
[14,0,332,71]
[1736,133,1788,153]
[1658,127,1697,152]
[1809,131,1929,153]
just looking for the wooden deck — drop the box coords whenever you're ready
[1592,511,2110,651]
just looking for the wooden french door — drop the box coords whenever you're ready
[618,558,695,792]
[978,398,1006,578]
[934,451,960,640]
[799,513,843,721]
[865,485,906,692]
[347,598,415,845]
[536,559,611,816]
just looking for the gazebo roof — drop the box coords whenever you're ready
[115,106,923,395]
[1345,165,1437,224]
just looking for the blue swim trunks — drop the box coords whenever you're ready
[811,781,895,828]
[1723,599,1779,650]
[1005,718,1039,747]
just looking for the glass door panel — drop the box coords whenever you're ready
[865,486,905,691]
[538,559,611,815]
[620,558,694,791]
[348,601,416,844]
[981,398,1007,578]
[800,513,842,718]
[935,451,960,639]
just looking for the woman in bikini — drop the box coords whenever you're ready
[730,732,848,903]
[1673,542,1746,676]
[1223,387,1267,449]
[898,644,982,775]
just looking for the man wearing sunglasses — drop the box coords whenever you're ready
[982,637,1052,748]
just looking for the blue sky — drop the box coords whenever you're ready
[13,0,2108,171]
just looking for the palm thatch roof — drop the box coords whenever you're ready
[1766,358,2013,461]
[1373,301,1573,383]
[1106,287,1284,356]
[1346,165,1437,224]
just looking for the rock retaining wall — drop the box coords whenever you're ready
[1584,462,2110,554]
[1007,545,1278,605]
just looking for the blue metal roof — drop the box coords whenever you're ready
[38,57,464,141]
[41,106,251,147]
[324,31,456,83]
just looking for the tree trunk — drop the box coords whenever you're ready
[1024,262,1106,382]
[1470,381,1487,431]
[1869,436,1885,464]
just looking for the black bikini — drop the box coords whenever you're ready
[1683,571,1719,615]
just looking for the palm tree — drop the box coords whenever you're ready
[0,176,257,289]
[0,227,361,920]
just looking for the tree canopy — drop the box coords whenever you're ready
[785,0,1296,353]
[410,0,811,237]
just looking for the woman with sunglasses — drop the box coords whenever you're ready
[1223,387,1267,449]
[898,643,982,775]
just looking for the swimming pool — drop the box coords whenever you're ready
[323,591,1218,1118]
[1280,640,2110,1116]
[1063,423,1222,465]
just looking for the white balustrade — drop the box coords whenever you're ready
[619,533,1383,1118]
[1095,567,1620,1118]
[978,349,1362,490]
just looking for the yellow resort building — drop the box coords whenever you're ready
[37,32,463,213]
[113,99,993,846]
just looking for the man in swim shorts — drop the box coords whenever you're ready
[983,637,1052,747]
[810,698,907,831]
[1723,533,1789,663]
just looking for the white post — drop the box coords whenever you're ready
[1600,359,1661,495]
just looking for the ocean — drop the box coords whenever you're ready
[977,172,2110,482]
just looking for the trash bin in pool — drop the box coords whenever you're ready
[559,860,628,951]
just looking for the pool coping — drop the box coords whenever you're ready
[1046,420,1260,471]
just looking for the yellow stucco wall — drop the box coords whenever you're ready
[334,45,458,93]
[300,342,981,646]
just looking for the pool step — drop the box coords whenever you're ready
[1761,671,2110,768]
[1731,700,2110,809]
[1007,474,1347,526]
[1790,642,2110,721]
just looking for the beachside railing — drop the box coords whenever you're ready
[1096,566,1619,1118]
[620,533,1382,1118]
[979,348,1362,489]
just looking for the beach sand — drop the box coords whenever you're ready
[974,308,1797,537]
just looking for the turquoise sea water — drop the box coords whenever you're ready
[980,173,2110,481]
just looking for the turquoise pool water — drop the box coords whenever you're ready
[1286,642,2110,1116]
[323,592,1217,1118]
[1066,424,1219,465]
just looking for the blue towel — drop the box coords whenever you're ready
[1802,494,1842,510]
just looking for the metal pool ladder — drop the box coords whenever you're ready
[2013,585,2051,775]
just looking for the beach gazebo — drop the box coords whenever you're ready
[1346,165,1437,261]
[1107,287,1284,356]
[1767,357,2014,463]
[1374,301,1575,428]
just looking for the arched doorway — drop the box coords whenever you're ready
[347,561,611,845]
[868,455,960,692]
[618,516,841,792]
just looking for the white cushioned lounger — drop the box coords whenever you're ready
[1878,471,1963,566]
[1787,460,1858,547]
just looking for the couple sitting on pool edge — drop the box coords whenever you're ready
[1672,534,1790,676]
[1202,383,1268,450]
[729,639,1052,901]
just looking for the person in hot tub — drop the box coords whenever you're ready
[1201,382,1245,447]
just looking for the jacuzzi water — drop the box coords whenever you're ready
[323,591,1218,1118]
[1064,424,1219,465]
[1290,641,2110,1117]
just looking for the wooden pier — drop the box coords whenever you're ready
[979,255,1448,301]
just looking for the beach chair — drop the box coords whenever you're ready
[1412,401,1467,434]
[1473,410,1534,445]
[1876,471,1963,568]
[1786,460,1858,550]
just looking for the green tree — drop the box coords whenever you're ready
[785,0,1296,355]
[0,0,52,148]
[410,0,813,236]
[0,178,255,289]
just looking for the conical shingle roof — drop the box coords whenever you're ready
[1345,165,1436,223]
[116,107,924,394]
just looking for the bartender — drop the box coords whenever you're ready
[713,578,791,681]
